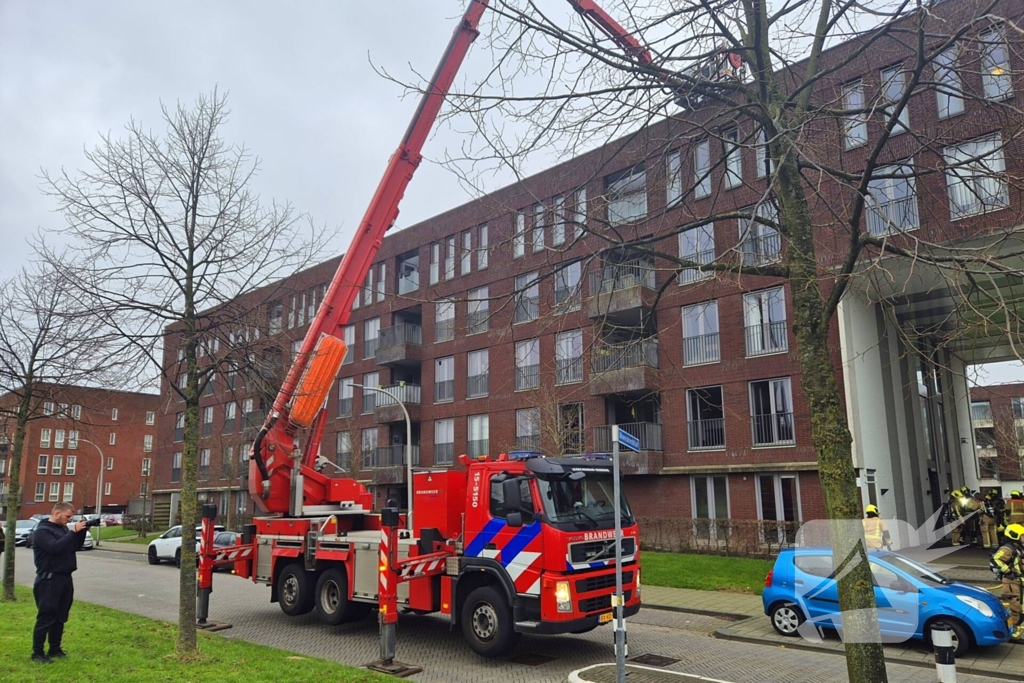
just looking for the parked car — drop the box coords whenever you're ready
[212,531,241,572]
[148,524,225,567]
[763,548,1011,657]
[69,515,98,551]
[30,514,49,522]
[101,513,122,526]
[10,519,38,546]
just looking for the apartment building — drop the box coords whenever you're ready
[967,383,1024,494]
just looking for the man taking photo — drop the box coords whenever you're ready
[31,501,87,663]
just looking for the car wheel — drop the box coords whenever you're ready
[927,618,971,658]
[148,547,160,565]
[278,563,315,616]
[770,602,805,637]
[460,585,520,658]
[175,549,181,568]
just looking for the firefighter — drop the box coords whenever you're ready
[950,488,978,545]
[992,523,1024,641]
[980,490,1001,549]
[862,505,891,550]
[1008,491,1024,527]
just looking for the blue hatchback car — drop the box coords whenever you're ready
[762,548,1010,657]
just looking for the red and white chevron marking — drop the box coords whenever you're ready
[213,546,253,563]
[379,529,390,594]
[397,556,445,579]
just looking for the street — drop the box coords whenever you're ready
[4,548,1015,683]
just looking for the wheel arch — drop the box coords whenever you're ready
[454,560,516,627]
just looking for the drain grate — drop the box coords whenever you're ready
[629,653,680,667]
[507,652,558,666]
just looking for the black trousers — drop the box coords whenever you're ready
[33,573,74,654]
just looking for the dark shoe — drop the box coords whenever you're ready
[31,653,53,664]
[48,649,67,659]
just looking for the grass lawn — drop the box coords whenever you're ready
[641,551,774,595]
[92,526,146,541]
[0,586,388,682]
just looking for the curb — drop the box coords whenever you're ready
[93,542,148,555]
[642,602,753,621]
[569,663,735,683]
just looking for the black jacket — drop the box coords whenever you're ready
[32,520,85,575]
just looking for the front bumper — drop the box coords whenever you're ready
[517,602,641,634]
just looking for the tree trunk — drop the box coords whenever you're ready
[177,332,200,654]
[2,388,33,601]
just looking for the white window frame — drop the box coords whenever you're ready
[514,212,526,259]
[40,428,51,448]
[531,203,545,252]
[50,482,60,502]
[756,473,803,543]
[944,134,1009,219]
[477,224,488,269]
[980,27,1013,101]
[606,165,647,225]
[880,65,910,135]
[435,298,455,343]
[55,429,65,449]
[843,80,867,149]
[573,188,587,239]
[555,330,584,385]
[866,162,919,235]
[146,411,156,425]
[755,129,773,178]
[666,150,682,206]
[749,377,795,447]
[461,230,473,275]
[467,349,489,398]
[109,432,117,446]
[434,418,455,466]
[342,324,355,364]
[63,482,74,502]
[35,482,46,502]
[37,454,49,475]
[66,455,76,475]
[744,287,788,357]
[71,404,81,420]
[681,301,720,366]
[430,242,440,284]
[934,47,964,119]
[142,458,152,477]
[723,129,743,188]
[104,482,111,496]
[468,414,489,456]
[679,223,714,284]
[691,474,731,542]
[694,139,711,198]
[445,235,456,280]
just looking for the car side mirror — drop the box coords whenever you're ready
[506,511,523,528]
[502,478,523,513]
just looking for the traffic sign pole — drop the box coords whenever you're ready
[611,426,627,683]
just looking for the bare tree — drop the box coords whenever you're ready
[42,91,329,653]
[0,260,122,601]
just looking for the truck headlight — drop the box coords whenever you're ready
[636,568,641,599]
[555,580,572,613]
[956,594,993,618]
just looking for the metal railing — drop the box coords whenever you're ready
[751,412,795,446]
[745,321,788,356]
[683,333,720,366]
[365,445,421,468]
[516,364,540,390]
[337,397,352,418]
[866,195,919,235]
[467,374,489,398]
[592,338,659,373]
[589,259,656,295]
[514,295,539,323]
[688,418,725,450]
[467,439,489,457]
[467,310,488,335]
[679,249,715,284]
[435,318,455,342]
[363,336,380,359]
[740,233,781,265]
[555,285,582,307]
[594,422,662,452]
[556,357,583,384]
[435,379,454,403]
[375,384,422,406]
[336,452,352,471]
[515,435,541,450]
[379,323,422,349]
[434,442,454,466]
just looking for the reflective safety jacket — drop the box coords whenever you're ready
[992,541,1024,579]
[862,517,890,550]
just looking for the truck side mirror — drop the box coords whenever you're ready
[502,478,523,513]
[506,511,523,528]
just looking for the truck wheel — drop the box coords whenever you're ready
[315,568,360,625]
[278,563,315,616]
[460,585,520,658]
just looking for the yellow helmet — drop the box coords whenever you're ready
[1012,490,1023,499]
[865,504,879,516]
[1006,524,1024,542]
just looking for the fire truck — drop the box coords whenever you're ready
[196,0,741,662]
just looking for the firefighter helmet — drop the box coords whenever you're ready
[1006,524,1024,542]
[865,504,879,516]
[1012,490,1023,499]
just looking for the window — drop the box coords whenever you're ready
[1013,397,1024,419]
[758,473,801,543]
[55,429,65,449]
[739,203,780,265]
[445,235,456,280]
[468,414,489,457]
[363,269,374,309]
[467,287,489,335]
[606,164,647,225]
[688,386,725,450]
[970,400,992,421]
[694,139,711,198]
[364,318,380,358]
[514,272,539,324]
[338,377,354,418]
[178,373,187,391]
[666,150,682,206]
[58,403,68,416]
[841,81,868,150]
[934,47,964,118]
[175,412,185,442]
[146,411,155,425]
[50,482,60,502]
[44,401,54,415]
[202,405,214,437]
[142,458,151,477]
[750,378,795,446]
[342,324,355,364]
[52,454,63,475]
[489,476,535,523]
[335,431,352,470]
[65,456,76,475]
[756,129,773,178]
[744,287,788,356]
[376,262,386,302]
[477,224,488,269]
[531,203,545,253]
[554,262,582,311]
[435,357,455,403]
[555,330,583,385]
[35,482,45,502]
[866,162,919,235]
[199,449,210,480]
[880,65,910,134]
[435,299,455,342]
[223,402,237,434]
[430,242,440,284]
[461,230,473,274]
[515,408,541,451]
[435,418,455,466]
[572,187,587,239]
[68,430,78,449]
[679,223,714,284]
[552,195,566,246]
[40,428,51,448]
[980,27,1012,101]
[104,482,111,496]
[682,301,720,366]
[268,301,283,335]
[397,250,420,295]
[172,452,182,483]
[109,432,117,446]
[692,475,729,539]
[558,403,584,455]
[63,482,74,502]
[362,372,379,414]
[515,339,540,390]
[71,404,81,420]
[514,212,526,259]
[221,446,235,476]
[944,134,1009,219]
[467,349,489,398]
[106,456,114,470]
[38,454,49,475]
[361,428,379,469]
[723,129,742,188]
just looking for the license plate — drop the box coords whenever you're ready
[599,612,613,624]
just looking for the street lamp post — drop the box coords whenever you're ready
[77,438,104,547]
[353,383,413,531]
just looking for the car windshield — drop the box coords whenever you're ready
[882,555,950,585]
[17,520,36,529]
[535,472,633,529]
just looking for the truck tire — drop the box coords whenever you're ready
[278,563,315,616]
[460,585,520,658]
[314,568,363,625]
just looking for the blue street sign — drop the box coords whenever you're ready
[615,427,641,453]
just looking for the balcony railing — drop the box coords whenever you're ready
[336,452,352,471]
[745,321,788,357]
[375,384,422,406]
[866,196,919,236]
[514,295,539,323]
[337,397,353,418]
[592,338,659,374]
[435,379,455,403]
[365,445,421,468]
[589,259,656,295]
[594,422,663,452]
[682,333,720,366]
[467,310,489,335]
[516,364,540,390]
[515,434,541,450]
[740,233,781,265]
[435,318,455,342]
[467,374,489,398]
[680,249,714,284]
[379,323,422,349]
[364,336,380,359]
[555,285,582,308]
[467,439,489,457]
[556,357,583,385]
[752,412,795,446]
[687,417,725,450]
[435,442,454,466]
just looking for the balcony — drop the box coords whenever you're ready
[467,439,489,457]
[366,445,421,485]
[593,422,663,475]
[434,379,454,403]
[679,249,714,285]
[467,373,489,398]
[688,417,725,451]
[867,195,919,236]
[373,384,422,424]
[375,324,423,366]
[514,295,539,324]
[434,442,454,466]
[516,364,540,391]
[467,310,489,335]
[745,321,788,357]
[515,435,541,451]
[682,333,720,366]
[740,233,781,266]
[587,260,656,325]
[590,339,659,396]
[751,412,795,447]
[556,357,583,385]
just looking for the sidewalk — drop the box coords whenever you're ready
[642,585,761,619]
[93,539,148,554]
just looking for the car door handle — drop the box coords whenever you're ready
[794,580,804,585]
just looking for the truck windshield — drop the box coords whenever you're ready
[536,473,633,529]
